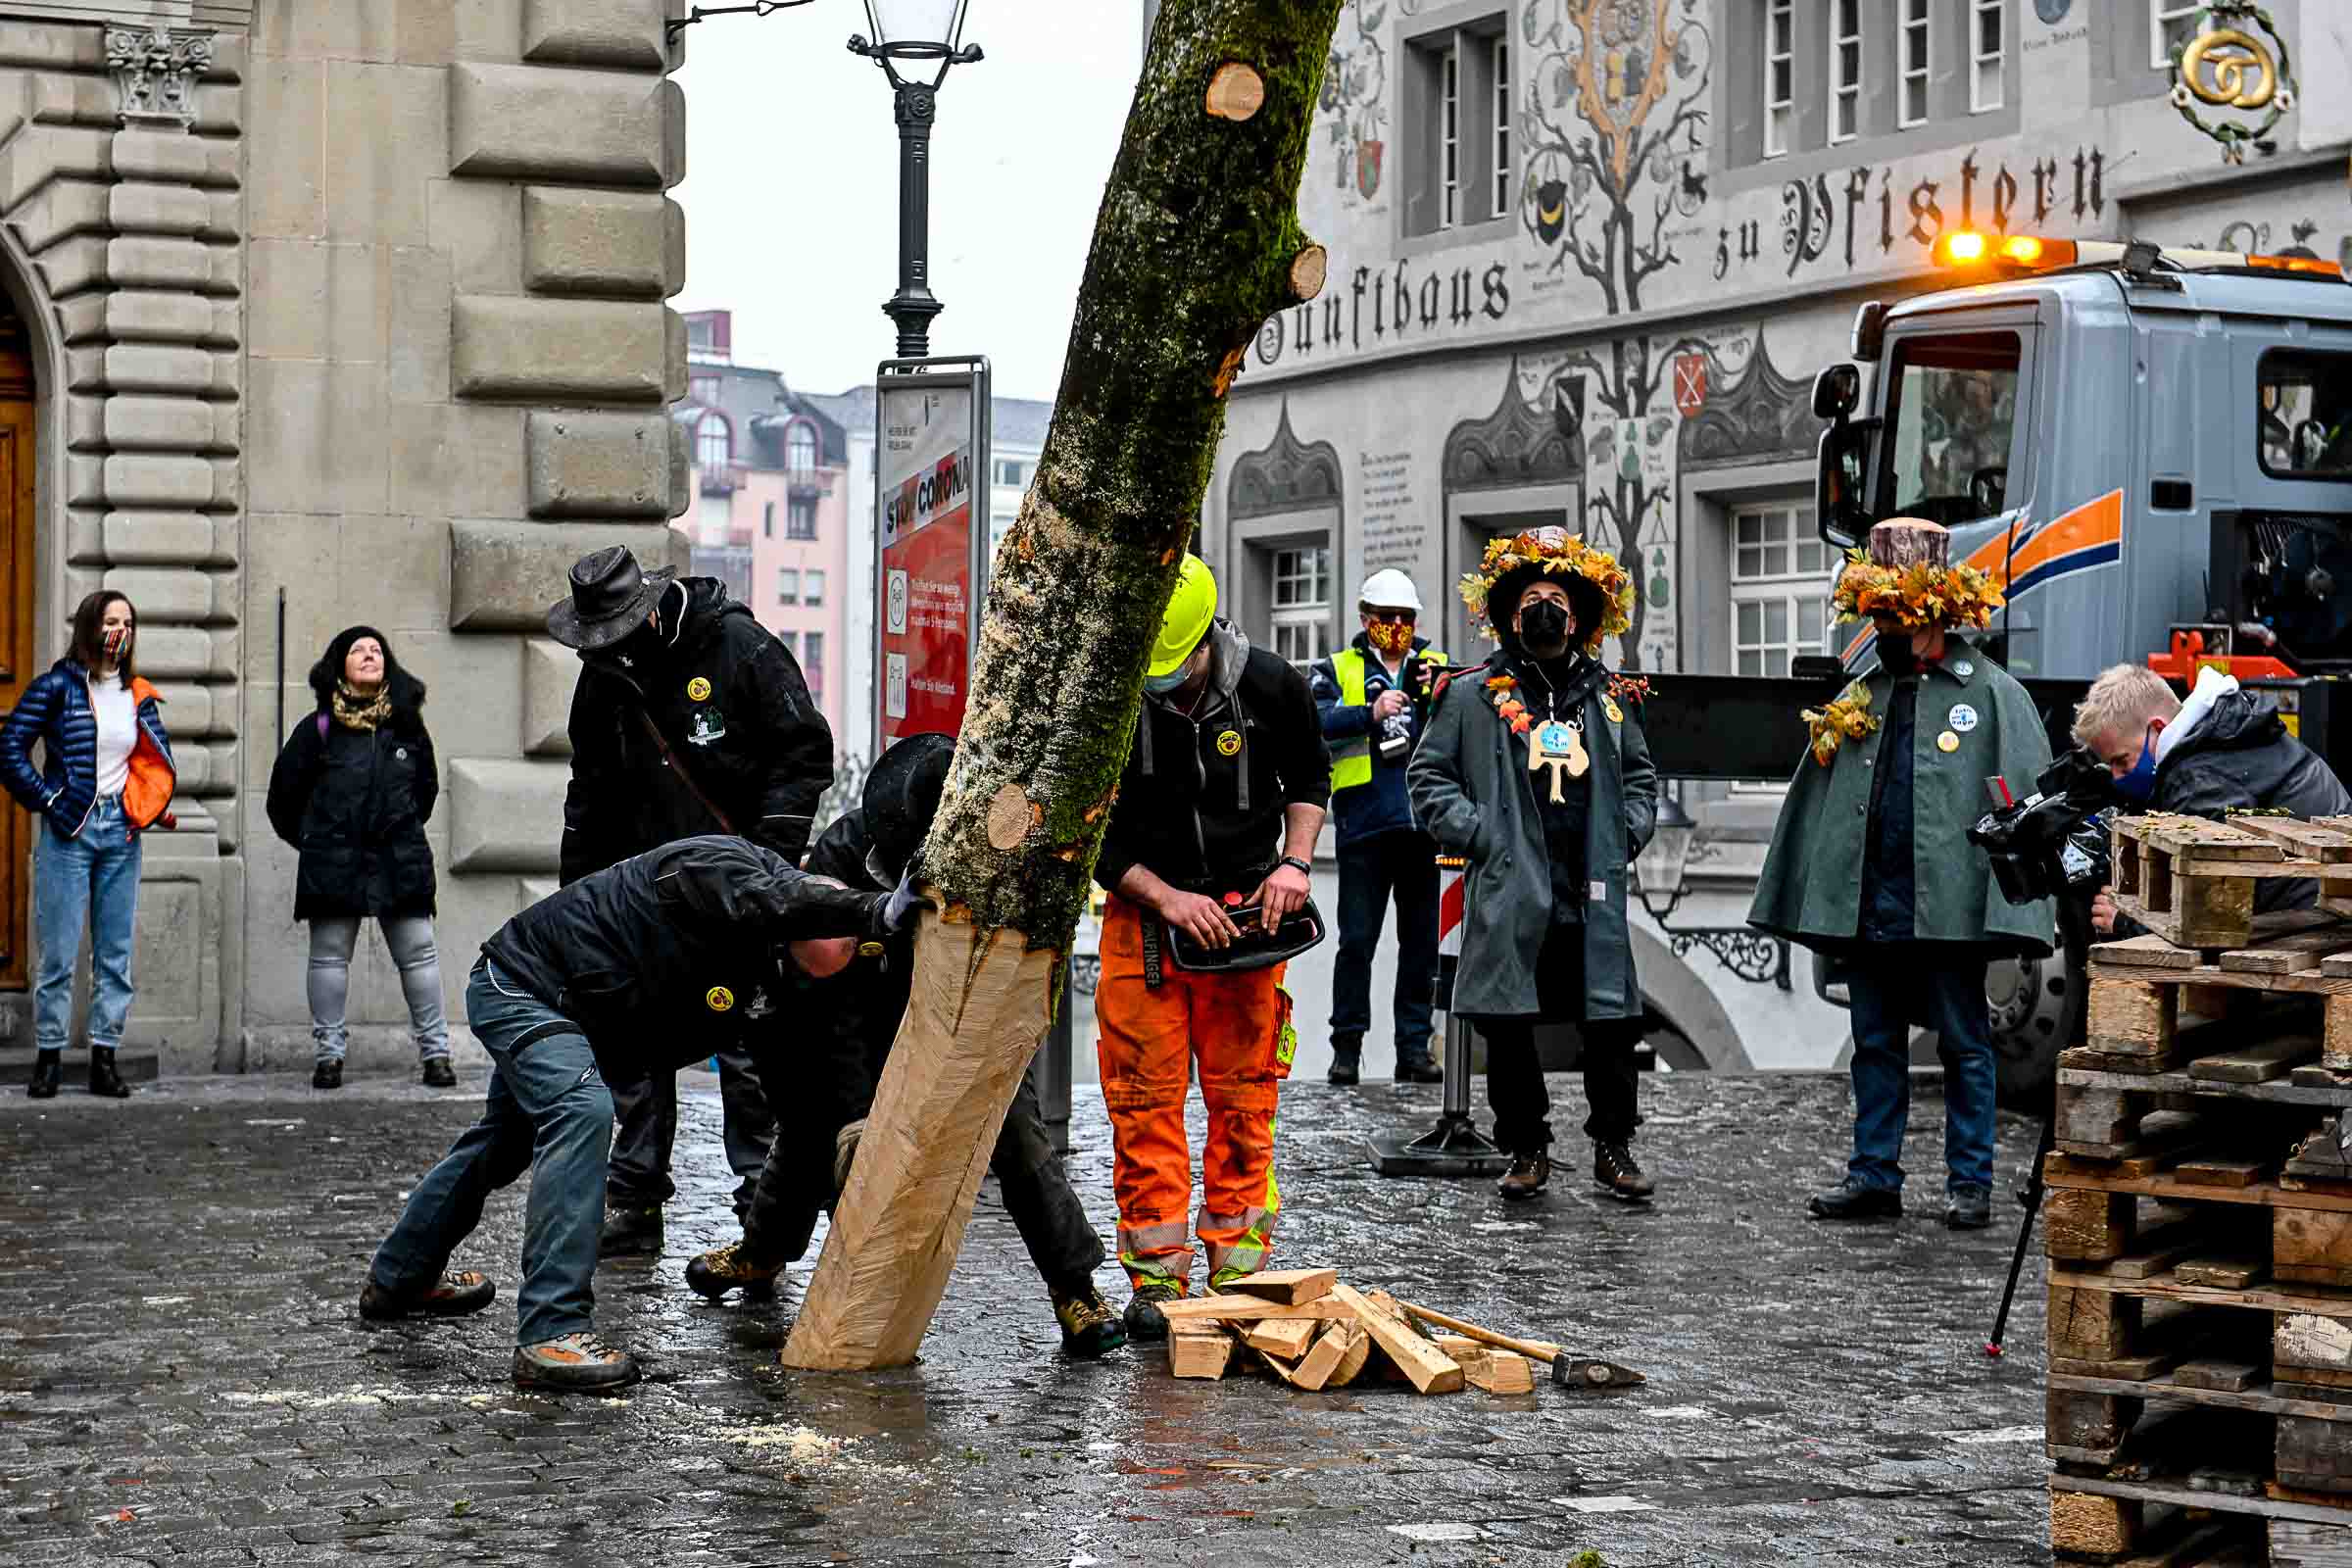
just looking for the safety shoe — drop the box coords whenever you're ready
[513,1333,638,1393]
[685,1240,784,1301]
[833,1118,864,1196]
[598,1202,663,1258]
[1393,1055,1445,1085]
[1051,1282,1126,1358]
[1808,1178,1903,1221]
[1122,1281,1186,1342]
[1498,1152,1551,1201]
[1593,1141,1655,1201]
[313,1060,343,1091]
[1945,1186,1993,1230]
[420,1056,457,1088]
[1327,1052,1360,1087]
[358,1270,497,1322]
[88,1047,130,1099]
[26,1048,59,1099]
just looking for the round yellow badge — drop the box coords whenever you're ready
[1602,698,1624,723]
[1936,730,1960,754]
[1216,729,1243,758]
[705,985,734,1012]
[857,942,886,958]
[687,676,712,702]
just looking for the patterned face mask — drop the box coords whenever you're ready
[1365,616,1414,655]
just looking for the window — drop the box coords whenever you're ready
[1763,0,1794,157]
[697,413,731,469]
[1830,0,1863,143]
[994,458,1028,487]
[804,569,826,607]
[787,498,817,540]
[2151,0,2199,71]
[2258,351,2352,479]
[762,501,774,540]
[803,631,825,701]
[1882,331,2023,527]
[690,374,719,406]
[1970,0,2003,112]
[1492,36,1511,219]
[1269,545,1334,664]
[1440,42,1461,229]
[1731,506,1834,678]
[777,567,800,606]
[1897,0,1930,127]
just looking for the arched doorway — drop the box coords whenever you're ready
[0,316,35,996]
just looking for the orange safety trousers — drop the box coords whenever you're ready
[1093,894,1297,1291]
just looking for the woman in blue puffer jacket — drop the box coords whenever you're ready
[0,590,176,1099]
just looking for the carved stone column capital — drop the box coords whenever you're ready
[105,26,215,130]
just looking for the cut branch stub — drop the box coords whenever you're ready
[1289,244,1328,301]
[985,782,1039,852]
[1205,61,1265,121]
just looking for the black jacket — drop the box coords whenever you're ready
[2141,689,2352,920]
[480,835,891,1078]
[559,577,834,885]
[1095,621,1331,897]
[266,706,438,921]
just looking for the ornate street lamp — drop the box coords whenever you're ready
[852,1,984,360]
[1633,795,1792,989]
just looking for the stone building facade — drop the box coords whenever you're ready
[0,1,689,1073]
[1200,0,2352,1070]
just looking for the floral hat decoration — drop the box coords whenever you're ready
[1459,525,1636,656]
[1830,516,2005,633]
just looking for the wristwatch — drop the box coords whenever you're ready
[1278,856,1312,877]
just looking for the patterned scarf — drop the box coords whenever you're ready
[331,680,393,732]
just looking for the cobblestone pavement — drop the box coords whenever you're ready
[0,1067,2052,1566]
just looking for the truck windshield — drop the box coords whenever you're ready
[2260,349,2352,479]
[1881,331,2022,528]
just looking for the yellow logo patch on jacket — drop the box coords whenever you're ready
[1216,729,1243,758]
[705,985,734,1012]
[687,676,712,702]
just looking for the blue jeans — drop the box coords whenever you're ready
[369,960,612,1347]
[33,796,141,1052]
[1329,828,1441,1063]
[1845,956,1997,1196]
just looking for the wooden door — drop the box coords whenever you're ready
[0,322,37,990]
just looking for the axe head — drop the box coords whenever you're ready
[1553,1357,1645,1391]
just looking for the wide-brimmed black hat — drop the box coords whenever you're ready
[546,546,675,651]
[863,731,956,884]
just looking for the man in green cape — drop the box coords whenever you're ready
[1748,517,2054,1228]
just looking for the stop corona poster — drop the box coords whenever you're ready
[877,379,977,746]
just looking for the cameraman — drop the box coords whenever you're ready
[2074,664,2352,937]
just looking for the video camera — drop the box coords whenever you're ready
[1968,748,2116,908]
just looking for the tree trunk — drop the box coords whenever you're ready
[780,0,1344,1373]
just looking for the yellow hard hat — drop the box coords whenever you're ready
[1148,554,1218,678]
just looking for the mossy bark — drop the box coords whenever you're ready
[781,0,1342,1372]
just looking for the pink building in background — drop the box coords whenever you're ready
[673,310,853,742]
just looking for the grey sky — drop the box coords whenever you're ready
[675,1,1146,405]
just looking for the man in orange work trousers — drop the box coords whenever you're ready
[1094,555,1332,1342]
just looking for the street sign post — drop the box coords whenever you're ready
[873,356,992,754]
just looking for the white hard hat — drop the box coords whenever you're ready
[1357,568,1422,612]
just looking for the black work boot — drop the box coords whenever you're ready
[598,1202,664,1258]
[419,1056,457,1088]
[1593,1141,1655,1201]
[1051,1280,1127,1358]
[1944,1186,1992,1230]
[313,1060,343,1090]
[1498,1152,1552,1201]
[26,1048,60,1099]
[1807,1178,1903,1221]
[1393,1052,1444,1085]
[88,1048,130,1099]
[1327,1041,1361,1087]
[685,1240,783,1301]
[1122,1281,1186,1342]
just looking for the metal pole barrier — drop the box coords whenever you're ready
[1366,855,1510,1177]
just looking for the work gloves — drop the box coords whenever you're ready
[880,872,933,936]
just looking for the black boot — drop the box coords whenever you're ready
[26,1048,60,1099]
[1327,1039,1361,1087]
[1592,1141,1655,1201]
[599,1202,664,1258]
[88,1047,130,1100]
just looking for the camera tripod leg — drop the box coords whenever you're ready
[1985,1110,2057,1358]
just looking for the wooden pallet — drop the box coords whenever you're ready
[2085,916,2352,1076]
[2110,814,2352,951]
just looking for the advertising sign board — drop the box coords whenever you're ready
[874,358,991,751]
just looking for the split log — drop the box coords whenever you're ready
[2050,1490,2138,1558]
[1434,1337,1537,1396]
[1224,1267,1335,1304]
[2278,1208,2352,1288]
[780,0,1347,1371]
[1169,1318,1237,1380]
[1243,1316,1319,1360]
[1153,1294,1354,1324]
[1333,1283,1462,1394]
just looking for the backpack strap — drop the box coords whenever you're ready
[315,712,328,743]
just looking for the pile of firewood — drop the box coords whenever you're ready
[1158,1267,1628,1396]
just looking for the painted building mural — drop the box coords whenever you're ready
[1203,0,2352,1067]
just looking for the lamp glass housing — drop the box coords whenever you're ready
[1634,797,1697,906]
[862,0,969,48]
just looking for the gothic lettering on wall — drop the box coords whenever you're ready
[1519,0,1714,318]
[1250,257,1512,368]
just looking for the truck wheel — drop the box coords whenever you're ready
[1985,941,2084,1112]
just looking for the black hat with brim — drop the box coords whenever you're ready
[546,546,676,652]
[863,731,956,883]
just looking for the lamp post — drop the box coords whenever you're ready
[851,0,983,360]
[1633,795,1793,989]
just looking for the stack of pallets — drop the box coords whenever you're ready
[2046,812,2352,1564]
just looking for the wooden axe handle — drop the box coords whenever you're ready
[1399,1300,1562,1364]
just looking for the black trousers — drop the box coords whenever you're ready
[744,1053,1103,1292]
[1474,923,1643,1155]
[605,1045,774,1219]
[1330,828,1442,1063]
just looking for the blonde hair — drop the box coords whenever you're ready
[2070,664,2179,751]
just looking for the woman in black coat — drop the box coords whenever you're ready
[266,626,450,1091]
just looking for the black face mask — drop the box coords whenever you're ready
[1875,629,1919,675]
[1519,600,1571,647]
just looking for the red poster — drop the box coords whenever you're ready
[879,444,975,743]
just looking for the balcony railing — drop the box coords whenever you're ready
[701,462,747,495]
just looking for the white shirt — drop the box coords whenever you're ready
[89,677,137,799]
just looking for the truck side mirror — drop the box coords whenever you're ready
[1811,364,1861,420]
[1817,421,1873,550]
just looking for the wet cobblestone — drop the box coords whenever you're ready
[0,1069,2051,1564]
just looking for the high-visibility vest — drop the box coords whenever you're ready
[1330,644,1446,794]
